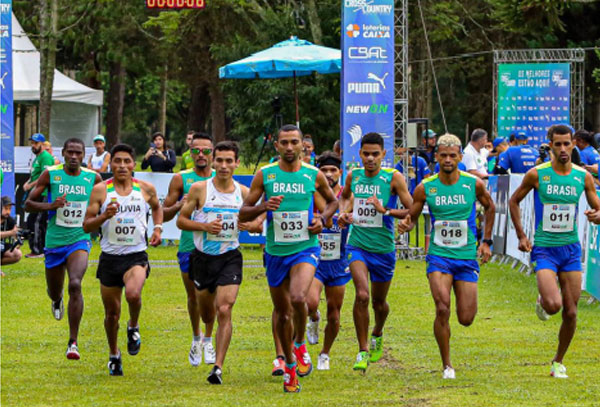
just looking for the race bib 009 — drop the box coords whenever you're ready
[273,211,309,242]
[543,204,575,233]
[352,198,382,228]
[206,211,238,242]
[55,201,87,228]
[433,220,468,248]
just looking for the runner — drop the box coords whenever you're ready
[25,138,102,359]
[305,151,350,371]
[509,124,600,378]
[239,124,338,393]
[83,143,163,376]
[398,134,495,379]
[163,132,216,366]
[177,141,264,384]
[337,132,412,372]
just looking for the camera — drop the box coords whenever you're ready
[538,144,551,161]
[10,228,32,252]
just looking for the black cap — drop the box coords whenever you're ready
[1,196,14,207]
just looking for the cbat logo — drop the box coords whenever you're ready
[552,205,558,210]
[282,213,288,219]
[217,214,223,219]
[346,24,360,38]
[348,47,388,61]
[117,218,123,224]
[442,221,449,227]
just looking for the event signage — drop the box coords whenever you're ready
[146,0,205,8]
[0,0,14,204]
[586,224,600,300]
[497,63,570,149]
[341,0,394,172]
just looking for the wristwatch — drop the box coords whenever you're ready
[482,239,493,246]
[384,209,391,216]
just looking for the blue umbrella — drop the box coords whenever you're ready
[219,36,341,126]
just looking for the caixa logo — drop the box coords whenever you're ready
[146,0,205,8]
[348,47,388,62]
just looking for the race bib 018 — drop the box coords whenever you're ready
[55,201,87,228]
[273,211,309,242]
[352,198,382,228]
[433,220,468,248]
[319,233,341,260]
[543,204,575,233]
[206,211,239,242]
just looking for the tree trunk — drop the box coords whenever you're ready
[105,62,126,146]
[208,80,226,142]
[158,64,168,135]
[187,84,209,132]
[305,0,322,45]
[39,0,58,137]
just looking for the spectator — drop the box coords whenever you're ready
[43,141,61,165]
[303,134,316,165]
[462,128,490,179]
[142,132,176,173]
[488,137,509,173]
[395,146,430,194]
[180,130,195,171]
[23,133,54,258]
[333,139,342,157]
[419,129,437,164]
[496,131,539,174]
[88,134,111,173]
[1,196,22,271]
[509,133,517,146]
[574,130,600,177]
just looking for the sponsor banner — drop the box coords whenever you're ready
[1,0,14,207]
[585,224,600,300]
[497,63,570,149]
[488,175,509,254]
[341,0,394,173]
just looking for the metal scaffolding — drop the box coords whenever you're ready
[492,49,585,136]
[394,0,409,151]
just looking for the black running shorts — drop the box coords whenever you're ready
[190,248,243,293]
[96,251,150,288]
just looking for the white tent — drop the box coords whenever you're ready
[12,13,103,146]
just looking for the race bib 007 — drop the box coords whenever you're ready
[273,211,309,242]
[56,201,87,228]
[108,217,140,246]
[206,211,238,242]
[543,204,575,233]
[433,220,468,248]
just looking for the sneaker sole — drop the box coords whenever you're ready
[272,369,284,376]
[128,344,140,356]
[66,352,80,360]
[296,364,312,377]
[207,374,223,385]
[284,384,301,393]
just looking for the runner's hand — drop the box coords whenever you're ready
[149,229,161,247]
[177,194,188,210]
[337,212,353,228]
[584,209,600,225]
[264,195,283,211]
[308,216,323,234]
[518,236,532,252]
[205,219,223,235]
[366,195,385,213]
[397,215,413,234]
[103,202,119,220]
[478,242,492,264]
[50,193,67,210]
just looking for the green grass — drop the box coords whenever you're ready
[2,244,600,406]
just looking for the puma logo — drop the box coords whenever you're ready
[367,72,388,89]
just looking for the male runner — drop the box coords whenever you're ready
[337,132,412,372]
[83,144,163,376]
[25,138,102,359]
[180,130,195,171]
[398,134,495,379]
[163,132,216,366]
[178,141,264,384]
[509,124,600,378]
[305,151,350,371]
[240,124,338,393]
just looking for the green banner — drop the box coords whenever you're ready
[586,224,600,300]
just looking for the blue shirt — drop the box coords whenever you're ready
[498,145,539,173]
[434,161,467,173]
[395,156,431,194]
[579,146,600,166]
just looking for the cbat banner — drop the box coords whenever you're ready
[341,0,394,173]
[1,0,14,203]
[497,63,570,149]
[586,224,600,300]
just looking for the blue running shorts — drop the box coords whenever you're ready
[426,254,480,283]
[531,243,582,273]
[177,251,192,273]
[315,259,351,287]
[44,240,91,269]
[346,245,396,283]
[265,246,320,287]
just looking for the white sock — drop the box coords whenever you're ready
[193,335,202,342]
[203,336,212,344]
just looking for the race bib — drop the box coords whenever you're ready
[352,198,382,228]
[433,220,468,248]
[273,211,309,242]
[319,233,341,260]
[206,211,239,242]
[543,204,575,233]
[108,217,140,246]
[55,201,87,228]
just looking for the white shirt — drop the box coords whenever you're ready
[462,143,489,176]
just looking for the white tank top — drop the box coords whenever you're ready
[193,179,243,256]
[100,179,149,255]
[91,151,109,171]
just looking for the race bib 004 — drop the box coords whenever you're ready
[352,198,382,228]
[273,211,309,242]
[108,217,140,246]
[55,201,87,228]
[543,204,575,233]
[319,233,341,260]
[433,220,468,248]
[206,211,238,242]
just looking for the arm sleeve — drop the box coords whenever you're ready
[141,158,150,170]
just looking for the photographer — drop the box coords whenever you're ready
[1,197,22,269]
[141,132,176,173]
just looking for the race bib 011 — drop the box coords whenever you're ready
[273,211,309,242]
[543,204,575,233]
[55,201,87,228]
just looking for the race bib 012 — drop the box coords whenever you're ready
[55,201,87,228]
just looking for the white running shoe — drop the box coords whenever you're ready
[442,366,456,379]
[204,341,216,365]
[306,310,320,345]
[536,295,550,321]
[550,361,568,378]
[52,298,64,321]
[189,340,203,367]
[317,353,330,370]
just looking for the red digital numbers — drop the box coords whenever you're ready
[146,0,205,8]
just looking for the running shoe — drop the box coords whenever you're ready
[204,341,216,365]
[369,335,383,363]
[189,340,203,367]
[442,366,456,379]
[52,297,64,321]
[108,354,123,376]
[353,351,369,371]
[317,353,330,371]
[283,364,300,393]
[207,365,223,384]
[306,310,320,345]
[25,253,44,259]
[272,356,285,376]
[550,361,568,378]
[127,326,141,356]
[293,343,313,377]
[66,340,80,360]
[536,295,550,321]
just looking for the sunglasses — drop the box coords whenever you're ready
[191,148,212,155]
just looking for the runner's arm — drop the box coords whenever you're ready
[388,171,413,219]
[162,174,184,222]
[508,168,537,240]
[583,171,600,224]
[142,181,163,246]
[239,171,268,222]
[338,171,354,213]
[397,183,426,233]
[315,171,339,225]
[24,170,57,212]
[239,185,266,233]
[100,153,111,173]
[476,178,495,242]
[83,182,109,233]
[176,181,211,232]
